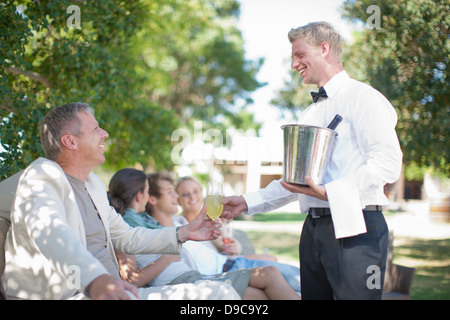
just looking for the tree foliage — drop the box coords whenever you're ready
[341,0,449,175]
[0,0,264,180]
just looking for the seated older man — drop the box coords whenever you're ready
[1,102,239,300]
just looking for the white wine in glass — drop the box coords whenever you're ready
[206,182,223,221]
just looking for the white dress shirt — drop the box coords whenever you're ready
[243,71,403,239]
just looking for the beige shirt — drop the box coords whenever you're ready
[65,174,119,278]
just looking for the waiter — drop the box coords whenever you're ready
[221,21,403,299]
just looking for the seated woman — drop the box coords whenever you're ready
[151,173,300,294]
[175,176,276,260]
[108,168,300,300]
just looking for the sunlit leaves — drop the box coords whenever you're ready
[0,0,264,179]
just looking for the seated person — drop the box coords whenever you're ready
[146,172,301,294]
[2,103,238,300]
[108,168,301,300]
[175,176,276,261]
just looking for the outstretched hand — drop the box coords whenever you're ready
[177,205,222,242]
[280,176,328,201]
[221,195,248,219]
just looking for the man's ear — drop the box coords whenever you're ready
[147,196,157,206]
[320,41,330,58]
[60,134,77,150]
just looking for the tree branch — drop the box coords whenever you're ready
[3,67,52,88]
[0,104,15,114]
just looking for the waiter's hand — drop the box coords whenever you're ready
[221,195,248,219]
[280,176,328,201]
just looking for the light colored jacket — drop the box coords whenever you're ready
[3,157,180,299]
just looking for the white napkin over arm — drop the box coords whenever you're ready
[326,178,366,239]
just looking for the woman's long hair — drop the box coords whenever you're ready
[108,168,147,215]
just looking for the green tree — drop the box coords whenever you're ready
[136,0,264,132]
[0,0,264,180]
[340,0,449,175]
[270,66,316,121]
[1,0,176,178]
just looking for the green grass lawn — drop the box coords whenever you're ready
[241,212,302,262]
[246,230,300,262]
[241,211,450,300]
[393,237,450,300]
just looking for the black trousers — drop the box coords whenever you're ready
[299,210,389,300]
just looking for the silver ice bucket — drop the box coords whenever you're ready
[281,124,337,185]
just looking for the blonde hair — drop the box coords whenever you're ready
[175,176,202,194]
[288,21,343,64]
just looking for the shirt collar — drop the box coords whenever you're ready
[323,70,350,100]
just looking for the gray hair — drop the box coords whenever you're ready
[288,21,343,64]
[40,102,94,160]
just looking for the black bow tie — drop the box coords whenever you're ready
[311,87,328,103]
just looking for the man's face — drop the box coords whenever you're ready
[291,37,325,86]
[153,180,179,215]
[75,111,109,167]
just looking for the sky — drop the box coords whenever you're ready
[236,0,356,136]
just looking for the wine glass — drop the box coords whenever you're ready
[221,218,234,255]
[205,181,223,223]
